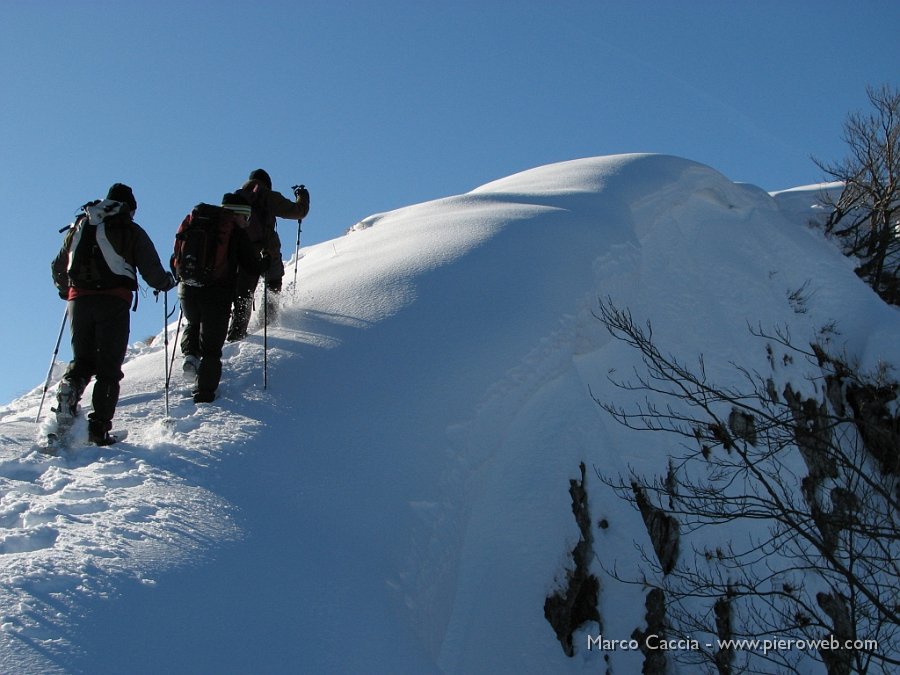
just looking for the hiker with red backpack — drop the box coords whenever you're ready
[172,192,271,403]
[50,183,177,446]
[226,169,310,342]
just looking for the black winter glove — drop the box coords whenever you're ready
[153,272,178,296]
[293,184,309,210]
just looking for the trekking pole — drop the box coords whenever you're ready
[263,280,268,390]
[167,309,183,389]
[291,184,305,295]
[35,306,69,423]
[292,219,303,293]
[163,291,171,418]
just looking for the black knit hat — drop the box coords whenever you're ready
[248,169,272,190]
[107,183,137,211]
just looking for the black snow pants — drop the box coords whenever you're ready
[227,267,281,342]
[63,294,131,424]
[179,285,232,397]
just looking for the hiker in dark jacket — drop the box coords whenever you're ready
[51,183,177,445]
[173,193,270,403]
[226,168,309,342]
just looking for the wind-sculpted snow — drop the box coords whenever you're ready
[0,154,897,673]
[0,409,245,672]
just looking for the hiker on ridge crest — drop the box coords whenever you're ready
[227,169,310,341]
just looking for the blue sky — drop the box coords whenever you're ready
[1,0,897,406]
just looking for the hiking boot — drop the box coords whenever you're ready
[265,300,278,326]
[183,354,200,376]
[226,328,246,343]
[227,301,252,342]
[264,286,280,325]
[88,419,116,446]
[193,390,216,404]
[53,380,79,422]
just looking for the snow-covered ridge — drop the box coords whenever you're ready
[1,154,897,673]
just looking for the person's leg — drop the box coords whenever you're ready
[88,296,131,443]
[264,252,284,324]
[179,288,202,374]
[227,271,259,341]
[194,289,232,402]
[57,298,94,418]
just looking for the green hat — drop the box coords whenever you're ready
[222,192,252,218]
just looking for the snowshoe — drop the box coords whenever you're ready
[92,429,128,446]
[41,381,80,454]
[52,380,79,425]
[183,354,200,378]
[40,431,68,455]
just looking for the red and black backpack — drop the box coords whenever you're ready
[172,204,234,287]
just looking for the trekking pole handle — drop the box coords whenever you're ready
[292,184,307,230]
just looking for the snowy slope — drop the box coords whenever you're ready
[0,154,897,674]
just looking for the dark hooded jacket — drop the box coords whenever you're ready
[52,200,173,303]
[237,178,309,263]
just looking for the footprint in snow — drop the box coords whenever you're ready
[0,524,59,555]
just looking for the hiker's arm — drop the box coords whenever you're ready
[268,190,309,221]
[132,225,176,291]
[50,231,74,298]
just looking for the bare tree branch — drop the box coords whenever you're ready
[594,298,900,674]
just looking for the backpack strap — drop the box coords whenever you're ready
[65,199,138,292]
